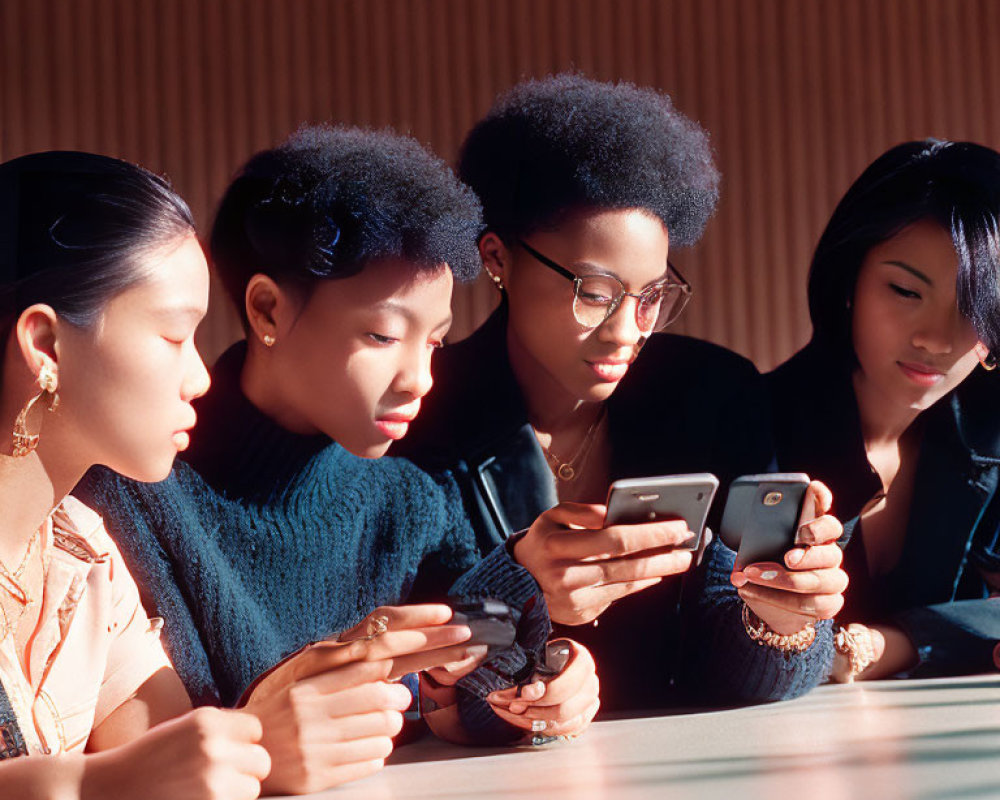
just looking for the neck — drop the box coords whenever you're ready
[0,443,82,565]
[851,368,922,448]
[506,325,601,433]
[240,341,320,436]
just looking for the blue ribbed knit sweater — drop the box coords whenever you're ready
[76,343,545,711]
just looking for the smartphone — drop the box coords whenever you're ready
[449,598,517,654]
[720,473,811,570]
[604,473,719,550]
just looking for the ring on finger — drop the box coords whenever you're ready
[365,614,389,640]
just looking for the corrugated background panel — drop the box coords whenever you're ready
[3,0,999,369]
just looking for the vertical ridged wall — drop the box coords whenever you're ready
[3,0,999,369]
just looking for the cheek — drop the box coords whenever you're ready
[509,288,587,362]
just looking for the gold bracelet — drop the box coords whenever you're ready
[833,623,875,682]
[741,602,816,654]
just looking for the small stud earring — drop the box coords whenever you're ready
[485,270,504,292]
[262,334,276,348]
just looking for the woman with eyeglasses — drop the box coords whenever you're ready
[397,74,847,711]
[711,140,1000,689]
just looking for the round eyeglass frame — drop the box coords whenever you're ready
[516,239,692,332]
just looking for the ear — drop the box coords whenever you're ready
[975,341,993,365]
[479,233,514,287]
[14,304,60,384]
[245,274,296,349]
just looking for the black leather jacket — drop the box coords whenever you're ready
[397,305,775,710]
[768,342,1000,676]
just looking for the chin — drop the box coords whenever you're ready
[345,439,393,460]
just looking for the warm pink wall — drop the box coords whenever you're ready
[4,0,999,368]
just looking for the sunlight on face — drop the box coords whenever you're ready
[268,259,454,458]
[504,208,671,404]
[851,219,983,413]
[54,235,211,481]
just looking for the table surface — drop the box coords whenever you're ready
[277,674,1000,800]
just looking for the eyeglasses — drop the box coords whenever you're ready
[517,240,692,333]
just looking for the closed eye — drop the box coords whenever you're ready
[889,283,921,300]
[368,333,398,345]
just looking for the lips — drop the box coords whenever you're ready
[897,361,946,387]
[586,358,632,383]
[375,407,420,440]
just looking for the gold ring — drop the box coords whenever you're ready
[365,614,389,640]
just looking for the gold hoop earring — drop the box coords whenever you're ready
[12,363,59,457]
[981,353,997,371]
[262,334,276,348]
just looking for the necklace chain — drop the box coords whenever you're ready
[0,526,42,608]
[540,406,607,482]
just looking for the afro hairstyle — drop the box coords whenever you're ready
[210,125,483,326]
[458,73,719,247]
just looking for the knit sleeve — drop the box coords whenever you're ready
[681,536,834,703]
[75,466,222,706]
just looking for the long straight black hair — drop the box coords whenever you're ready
[808,139,1000,363]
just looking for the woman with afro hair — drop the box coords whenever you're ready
[398,74,848,711]
[78,125,600,794]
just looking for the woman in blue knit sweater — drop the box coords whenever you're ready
[78,126,599,794]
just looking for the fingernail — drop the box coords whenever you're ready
[463,645,488,659]
[531,719,548,732]
[786,548,805,567]
[731,571,748,587]
[758,570,778,581]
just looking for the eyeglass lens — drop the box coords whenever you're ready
[573,275,689,332]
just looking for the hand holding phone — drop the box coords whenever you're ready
[719,473,811,571]
[604,473,719,551]
[727,478,849,636]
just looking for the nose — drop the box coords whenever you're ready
[182,341,211,402]
[597,294,646,347]
[395,344,435,399]
[911,305,964,356]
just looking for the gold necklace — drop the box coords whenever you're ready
[540,406,607,482]
[0,526,42,608]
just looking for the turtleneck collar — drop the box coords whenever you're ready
[181,341,334,496]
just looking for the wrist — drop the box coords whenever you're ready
[741,602,816,654]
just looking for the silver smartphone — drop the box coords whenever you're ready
[719,473,811,570]
[604,473,719,551]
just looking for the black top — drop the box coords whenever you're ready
[396,305,779,710]
[767,342,1000,675]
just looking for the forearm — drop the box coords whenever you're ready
[684,539,834,703]
[860,625,917,680]
[0,753,88,800]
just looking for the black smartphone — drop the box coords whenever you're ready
[604,473,719,551]
[720,473,811,570]
[449,598,517,654]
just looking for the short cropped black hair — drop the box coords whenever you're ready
[210,125,483,327]
[458,73,720,247]
[0,150,194,343]
[808,139,1000,359]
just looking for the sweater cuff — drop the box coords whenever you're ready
[449,540,542,609]
[448,543,552,744]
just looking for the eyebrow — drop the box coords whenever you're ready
[371,300,452,330]
[883,260,933,287]
[151,306,207,322]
